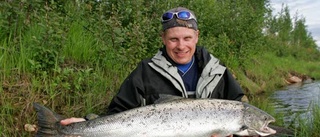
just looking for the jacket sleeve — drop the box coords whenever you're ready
[211,68,244,101]
[105,62,145,115]
[223,68,244,101]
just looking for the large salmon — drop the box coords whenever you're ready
[33,98,276,137]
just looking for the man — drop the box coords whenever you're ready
[61,7,245,137]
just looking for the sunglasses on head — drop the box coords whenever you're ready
[161,11,197,23]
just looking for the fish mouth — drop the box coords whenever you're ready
[255,120,277,136]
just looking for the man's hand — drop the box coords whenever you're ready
[60,117,86,126]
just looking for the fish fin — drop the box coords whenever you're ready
[210,130,232,137]
[154,94,185,104]
[33,102,64,137]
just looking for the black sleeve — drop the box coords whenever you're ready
[211,68,244,101]
[105,62,145,115]
[223,68,244,101]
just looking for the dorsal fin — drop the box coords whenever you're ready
[154,94,185,104]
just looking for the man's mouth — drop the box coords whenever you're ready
[175,51,189,57]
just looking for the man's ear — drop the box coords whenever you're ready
[161,31,166,45]
[196,30,200,37]
[195,30,200,42]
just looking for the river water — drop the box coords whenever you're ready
[271,81,320,127]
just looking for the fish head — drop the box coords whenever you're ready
[239,103,276,136]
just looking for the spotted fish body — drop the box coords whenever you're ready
[34,98,276,137]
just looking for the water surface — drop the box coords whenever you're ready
[271,81,320,127]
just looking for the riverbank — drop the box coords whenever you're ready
[235,52,320,99]
[236,52,320,136]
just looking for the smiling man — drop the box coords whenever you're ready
[162,26,199,64]
[61,6,246,137]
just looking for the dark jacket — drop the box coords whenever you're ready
[106,46,244,115]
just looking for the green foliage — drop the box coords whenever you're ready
[264,4,320,61]
[191,0,271,67]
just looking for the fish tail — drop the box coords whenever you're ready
[33,102,64,137]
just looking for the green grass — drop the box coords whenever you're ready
[293,102,320,137]
[0,24,126,136]
[238,52,320,95]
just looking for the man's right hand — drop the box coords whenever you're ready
[60,117,86,126]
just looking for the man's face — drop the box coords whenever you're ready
[162,27,199,64]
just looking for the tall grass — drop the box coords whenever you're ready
[294,101,320,137]
[0,2,134,135]
[238,52,320,95]
[0,24,126,136]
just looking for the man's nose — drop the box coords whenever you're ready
[176,39,186,49]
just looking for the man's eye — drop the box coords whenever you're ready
[185,37,192,41]
[170,38,178,42]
